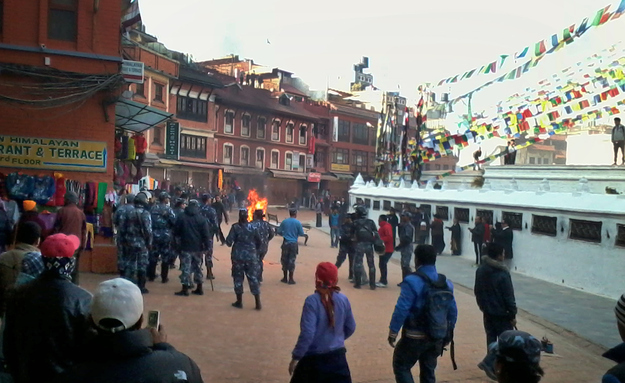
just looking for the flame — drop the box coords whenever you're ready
[247,189,268,221]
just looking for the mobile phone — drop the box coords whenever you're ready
[147,310,160,329]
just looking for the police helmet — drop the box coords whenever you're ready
[125,194,135,204]
[134,193,149,207]
[174,198,185,207]
[238,208,248,221]
[201,193,212,203]
[188,199,200,208]
[159,192,171,202]
[355,205,368,218]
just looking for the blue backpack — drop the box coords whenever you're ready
[410,270,455,341]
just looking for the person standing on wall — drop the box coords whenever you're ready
[473,147,483,171]
[474,243,517,350]
[492,219,514,259]
[315,199,323,228]
[613,117,625,166]
[288,262,356,383]
[395,212,415,282]
[387,207,399,248]
[278,209,305,285]
[329,208,340,248]
[377,215,394,288]
[430,214,445,255]
[351,206,378,290]
[469,217,485,265]
[335,213,356,282]
[53,191,86,285]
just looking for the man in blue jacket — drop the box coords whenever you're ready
[277,209,305,285]
[388,245,458,383]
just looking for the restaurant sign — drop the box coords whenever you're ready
[0,135,107,172]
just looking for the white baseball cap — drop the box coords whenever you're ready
[91,278,144,333]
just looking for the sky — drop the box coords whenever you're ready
[140,0,625,165]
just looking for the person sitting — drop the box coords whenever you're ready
[55,277,204,383]
[478,330,544,383]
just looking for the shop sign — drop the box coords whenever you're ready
[307,172,321,183]
[121,60,144,83]
[331,163,350,172]
[0,135,107,172]
[165,121,180,159]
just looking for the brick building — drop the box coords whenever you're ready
[0,0,125,184]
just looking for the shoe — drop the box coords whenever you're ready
[175,285,190,296]
[254,294,262,310]
[478,361,497,381]
[370,285,376,290]
[192,283,204,295]
[288,279,296,285]
[353,284,361,289]
[206,273,215,280]
[232,293,243,308]
[614,162,618,166]
[280,278,288,284]
[376,282,388,288]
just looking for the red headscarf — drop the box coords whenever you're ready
[315,262,340,328]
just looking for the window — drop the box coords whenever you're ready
[616,224,625,247]
[420,204,432,217]
[153,83,164,102]
[223,144,233,164]
[299,154,306,172]
[531,215,557,236]
[241,114,251,137]
[225,111,234,134]
[285,152,293,170]
[436,206,449,220]
[315,148,326,168]
[256,149,265,169]
[443,165,449,170]
[240,146,250,166]
[364,198,371,208]
[180,134,207,159]
[476,209,493,225]
[271,150,279,168]
[333,148,349,164]
[338,120,350,142]
[286,123,294,143]
[299,125,307,145]
[176,96,208,122]
[454,207,469,223]
[373,200,381,210]
[569,219,602,243]
[529,157,536,164]
[151,126,162,145]
[435,164,441,170]
[352,150,368,173]
[48,0,77,41]
[352,123,369,145]
[383,200,392,211]
[271,120,280,141]
[371,126,377,146]
[502,212,523,230]
[135,82,145,97]
[279,94,291,106]
[257,118,266,139]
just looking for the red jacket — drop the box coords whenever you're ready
[378,221,394,253]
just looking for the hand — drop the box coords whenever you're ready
[149,324,167,344]
[288,359,298,376]
[394,246,400,251]
[388,336,396,348]
[511,318,517,328]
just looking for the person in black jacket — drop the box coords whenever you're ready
[173,200,211,296]
[474,242,517,348]
[211,195,229,245]
[492,219,514,259]
[4,233,92,383]
[387,207,399,248]
[335,213,356,281]
[468,217,486,265]
[55,278,203,383]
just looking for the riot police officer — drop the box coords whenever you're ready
[122,193,152,294]
[200,194,219,280]
[251,209,274,282]
[335,212,356,281]
[148,192,176,283]
[113,194,134,277]
[352,205,378,290]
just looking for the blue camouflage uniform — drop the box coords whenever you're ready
[335,220,355,280]
[122,205,152,282]
[149,203,176,266]
[171,206,185,266]
[226,221,262,295]
[113,203,134,274]
[200,204,218,270]
[397,222,415,273]
[250,218,274,281]
[352,217,378,289]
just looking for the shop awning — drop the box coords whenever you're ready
[321,173,337,181]
[178,161,222,170]
[268,170,307,180]
[115,98,173,133]
[223,165,265,175]
[332,172,354,181]
[158,158,182,166]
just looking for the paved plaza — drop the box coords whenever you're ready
[79,208,616,383]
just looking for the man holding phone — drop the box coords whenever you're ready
[55,278,204,383]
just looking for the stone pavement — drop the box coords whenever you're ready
[311,210,620,350]
[77,209,615,383]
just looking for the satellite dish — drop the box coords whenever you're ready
[122,90,133,99]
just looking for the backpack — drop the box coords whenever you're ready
[355,220,385,254]
[407,270,455,341]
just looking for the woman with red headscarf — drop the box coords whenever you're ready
[288,262,356,383]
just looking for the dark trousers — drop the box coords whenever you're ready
[473,241,483,264]
[378,252,392,285]
[71,249,82,285]
[431,235,445,255]
[316,213,322,227]
[335,245,354,279]
[291,348,351,383]
[393,337,442,383]
[614,140,625,162]
[483,314,514,347]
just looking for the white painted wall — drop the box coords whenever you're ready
[351,182,625,299]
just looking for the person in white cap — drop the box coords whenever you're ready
[55,278,203,383]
